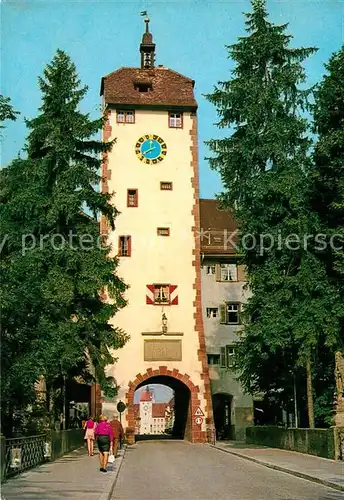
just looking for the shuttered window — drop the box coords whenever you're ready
[220,347,226,367]
[219,345,236,369]
[219,302,241,324]
[118,236,131,257]
[215,263,238,281]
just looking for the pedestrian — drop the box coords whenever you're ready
[83,416,97,456]
[109,413,124,458]
[95,415,114,472]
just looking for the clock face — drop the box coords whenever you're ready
[143,404,149,411]
[135,134,167,164]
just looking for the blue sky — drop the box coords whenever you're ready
[134,384,174,403]
[1,0,343,198]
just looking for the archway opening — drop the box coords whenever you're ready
[212,393,233,440]
[133,376,191,441]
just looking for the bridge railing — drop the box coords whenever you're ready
[2,434,47,480]
[1,429,85,482]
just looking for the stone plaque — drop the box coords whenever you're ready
[144,339,182,362]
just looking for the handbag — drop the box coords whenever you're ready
[108,454,115,464]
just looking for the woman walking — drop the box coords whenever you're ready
[83,416,97,456]
[95,415,114,472]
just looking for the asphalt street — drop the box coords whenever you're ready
[112,440,344,500]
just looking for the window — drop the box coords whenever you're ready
[206,265,216,275]
[117,110,135,123]
[134,82,153,92]
[219,263,238,281]
[118,236,131,257]
[220,345,236,368]
[157,227,170,236]
[220,302,240,324]
[220,347,226,368]
[206,307,218,318]
[127,189,138,207]
[160,181,173,191]
[226,346,235,368]
[154,284,170,304]
[169,112,183,128]
[207,354,220,365]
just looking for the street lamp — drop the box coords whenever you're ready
[162,313,168,334]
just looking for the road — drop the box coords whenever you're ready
[112,440,344,500]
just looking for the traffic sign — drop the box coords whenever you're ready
[117,401,126,413]
[194,406,204,417]
[194,416,203,425]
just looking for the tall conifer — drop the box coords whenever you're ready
[1,50,127,432]
[206,0,341,426]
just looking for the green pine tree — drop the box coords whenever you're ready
[312,46,344,284]
[0,50,128,434]
[311,46,344,424]
[206,0,342,427]
[0,94,19,127]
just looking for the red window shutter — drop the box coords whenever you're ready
[146,284,155,304]
[118,236,122,256]
[169,285,178,305]
[127,236,132,257]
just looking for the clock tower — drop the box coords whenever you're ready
[99,16,213,443]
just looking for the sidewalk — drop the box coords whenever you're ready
[212,441,344,492]
[1,446,125,500]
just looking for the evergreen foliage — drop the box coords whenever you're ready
[312,46,344,287]
[0,95,19,128]
[206,0,342,424]
[0,50,128,434]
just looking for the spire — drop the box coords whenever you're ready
[140,12,155,69]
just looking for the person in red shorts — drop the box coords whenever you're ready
[109,413,124,458]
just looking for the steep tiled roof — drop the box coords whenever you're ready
[140,390,153,402]
[100,67,197,109]
[152,403,167,418]
[199,199,239,255]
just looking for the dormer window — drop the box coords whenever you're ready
[134,82,153,93]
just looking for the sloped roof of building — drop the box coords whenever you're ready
[199,199,239,255]
[100,66,197,109]
[152,403,167,418]
[140,389,154,402]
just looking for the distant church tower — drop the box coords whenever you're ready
[100,15,213,443]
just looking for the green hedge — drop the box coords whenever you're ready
[245,426,336,459]
[49,429,84,461]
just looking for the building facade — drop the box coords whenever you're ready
[200,199,254,441]
[99,17,213,443]
[133,388,174,435]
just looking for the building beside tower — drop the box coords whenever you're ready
[200,200,254,440]
[99,16,213,443]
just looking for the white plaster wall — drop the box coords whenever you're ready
[139,401,152,434]
[103,109,207,425]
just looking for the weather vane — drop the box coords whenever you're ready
[140,10,150,26]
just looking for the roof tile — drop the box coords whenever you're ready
[200,199,239,255]
[101,67,197,109]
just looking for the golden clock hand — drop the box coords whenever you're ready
[143,146,155,154]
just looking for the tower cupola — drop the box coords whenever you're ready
[140,12,155,69]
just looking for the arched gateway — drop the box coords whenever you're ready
[97,17,214,442]
[127,368,208,442]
